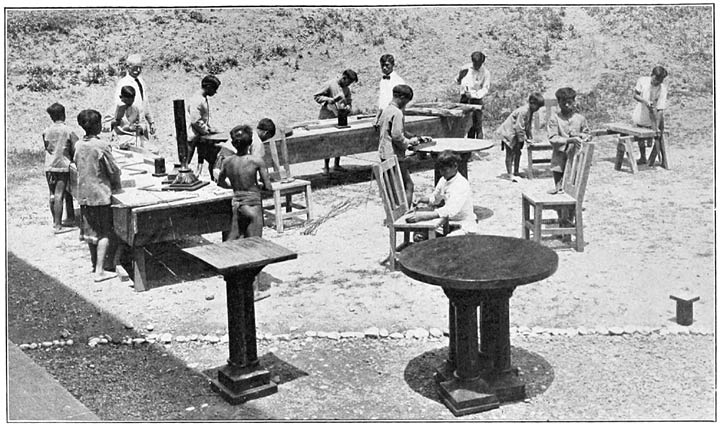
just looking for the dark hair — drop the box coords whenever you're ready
[380,54,395,65]
[342,69,358,83]
[436,150,460,169]
[470,51,486,65]
[528,92,545,107]
[257,118,276,138]
[229,125,253,153]
[651,66,668,80]
[77,109,102,134]
[392,84,414,101]
[555,87,577,101]
[201,75,221,89]
[46,103,65,121]
[120,85,136,98]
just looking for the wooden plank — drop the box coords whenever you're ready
[182,237,297,274]
[605,122,658,138]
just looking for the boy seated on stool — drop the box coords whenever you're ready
[407,150,478,237]
[216,125,273,240]
[548,87,591,194]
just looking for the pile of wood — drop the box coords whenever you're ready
[404,102,480,118]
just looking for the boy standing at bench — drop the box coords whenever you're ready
[548,87,590,194]
[43,102,78,234]
[456,51,490,139]
[187,75,221,176]
[74,109,122,282]
[216,125,273,239]
[497,92,545,180]
[313,69,358,175]
[632,65,668,165]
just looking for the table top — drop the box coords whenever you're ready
[182,237,297,275]
[397,235,558,291]
[605,122,658,138]
[417,138,495,154]
[200,133,230,142]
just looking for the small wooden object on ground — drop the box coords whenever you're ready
[182,237,297,404]
[669,294,700,326]
[525,98,558,179]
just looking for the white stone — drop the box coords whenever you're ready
[595,326,609,335]
[187,362,199,369]
[404,330,415,339]
[378,328,389,338]
[65,339,73,346]
[517,326,531,334]
[364,327,380,338]
[208,335,220,343]
[98,338,108,345]
[276,334,291,341]
[608,327,624,336]
[29,343,38,350]
[389,332,404,339]
[146,324,155,331]
[327,332,340,340]
[414,328,429,339]
[220,334,229,343]
[188,334,199,341]
[160,333,173,343]
[88,337,100,347]
[305,330,318,337]
[185,406,195,411]
[52,340,60,346]
[132,338,146,345]
[317,331,329,338]
[429,328,443,338]
[289,326,299,332]
[19,344,30,350]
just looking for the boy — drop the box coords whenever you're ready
[111,85,149,149]
[632,66,668,164]
[407,150,478,236]
[313,69,358,175]
[187,75,221,176]
[216,125,273,239]
[377,84,420,203]
[456,51,490,139]
[497,92,545,180]
[43,102,78,233]
[548,87,590,194]
[374,54,406,127]
[113,53,156,136]
[74,109,122,282]
[212,118,276,182]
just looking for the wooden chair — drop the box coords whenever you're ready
[372,156,448,270]
[521,142,595,251]
[525,98,558,179]
[262,130,313,233]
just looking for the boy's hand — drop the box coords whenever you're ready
[405,212,418,223]
[149,123,156,135]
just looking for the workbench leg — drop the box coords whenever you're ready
[132,246,148,292]
[273,189,284,233]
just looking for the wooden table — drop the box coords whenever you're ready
[182,238,297,404]
[260,114,471,167]
[397,235,558,416]
[416,138,495,184]
[111,151,235,291]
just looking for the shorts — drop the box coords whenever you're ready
[79,204,114,245]
[46,171,69,193]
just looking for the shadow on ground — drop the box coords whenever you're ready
[6,251,268,420]
[403,346,555,404]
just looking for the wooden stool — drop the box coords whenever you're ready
[614,136,638,174]
[263,180,313,233]
[670,294,700,326]
[182,238,297,404]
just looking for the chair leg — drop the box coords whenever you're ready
[273,189,284,233]
[389,229,397,271]
[533,203,543,243]
[305,185,314,220]
[526,148,534,179]
[575,205,584,252]
[521,198,530,239]
[285,193,292,213]
[626,139,638,174]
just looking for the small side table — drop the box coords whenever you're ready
[183,237,297,404]
[416,138,494,184]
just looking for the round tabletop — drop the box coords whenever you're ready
[397,235,558,291]
[417,138,495,154]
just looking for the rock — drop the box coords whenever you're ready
[289,326,299,332]
[220,334,229,343]
[98,338,108,344]
[29,343,38,350]
[205,294,214,301]
[658,327,671,336]
[378,328,389,338]
[60,329,71,338]
[317,331,329,338]
[623,325,638,334]
[577,326,590,335]
[57,340,66,347]
[595,326,609,335]
[187,362,199,369]
[276,334,291,341]
[207,335,220,343]
[389,332,404,339]
[517,326,531,334]
[364,327,380,338]
[122,338,132,345]
[160,333,173,343]
[429,328,443,338]
[132,338,146,345]
[327,332,340,340]
[111,336,122,345]
[201,403,209,408]
[88,337,100,347]
[65,339,73,346]
[176,336,187,343]
[305,330,318,337]
[145,324,155,332]
[188,334,199,341]
[414,328,429,339]
[264,333,275,341]
[340,331,356,339]
[124,323,134,330]
[52,340,60,346]
[185,406,195,411]
[531,326,544,335]
[565,328,578,337]
[19,344,30,350]
[608,327,624,336]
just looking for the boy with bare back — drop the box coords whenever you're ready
[216,125,273,239]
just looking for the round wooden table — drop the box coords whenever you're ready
[416,138,494,184]
[397,235,558,416]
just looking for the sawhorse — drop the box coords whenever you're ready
[605,122,668,170]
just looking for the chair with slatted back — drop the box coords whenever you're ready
[521,142,595,251]
[525,98,558,179]
[262,130,313,233]
[372,156,448,270]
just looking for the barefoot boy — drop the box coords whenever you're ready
[111,85,149,150]
[43,102,78,233]
[313,69,358,175]
[187,75,221,176]
[216,125,273,239]
[407,150,478,236]
[456,51,490,139]
[74,109,122,282]
[548,87,590,194]
[632,65,668,164]
[497,92,545,179]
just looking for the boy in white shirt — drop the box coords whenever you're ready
[374,54,406,127]
[456,51,490,139]
[632,66,668,165]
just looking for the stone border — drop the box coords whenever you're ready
[15,324,714,350]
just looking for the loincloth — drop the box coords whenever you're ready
[231,190,261,209]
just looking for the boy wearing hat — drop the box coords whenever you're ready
[377,83,420,203]
[313,69,358,175]
[548,87,590,194]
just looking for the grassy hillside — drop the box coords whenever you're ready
[5,5,714,159]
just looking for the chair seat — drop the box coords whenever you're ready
[393,213,447,230]
[268,178,311,193]
[263,178,313,233]
[522,190,576,206]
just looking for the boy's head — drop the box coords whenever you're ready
[436,150,460,179]
[126,54,143,78]
[119,85,136,106]
[528,92,545,112]
[651,66,668,86]
[339,69,358,87]
[555,87,577,114]
[470,51,486,70]
[77,109,102,136]
[392,84,414,108]
[256,118,276,141]
[201,75,221,96]
[380,54,395,76]
[230,125,254,154]
[46,103,66,122]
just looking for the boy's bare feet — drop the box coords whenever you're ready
[332,165,346,172]
[53,226,74,234]
[637,158,647,165]
[61,219,77,227]
[94,271,118,282]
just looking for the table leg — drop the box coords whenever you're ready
[435,300,456,383]
[131,246,148,292]
[211,267,277,404]
[438,292,499,416]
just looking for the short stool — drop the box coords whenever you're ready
[669,294,700,326]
